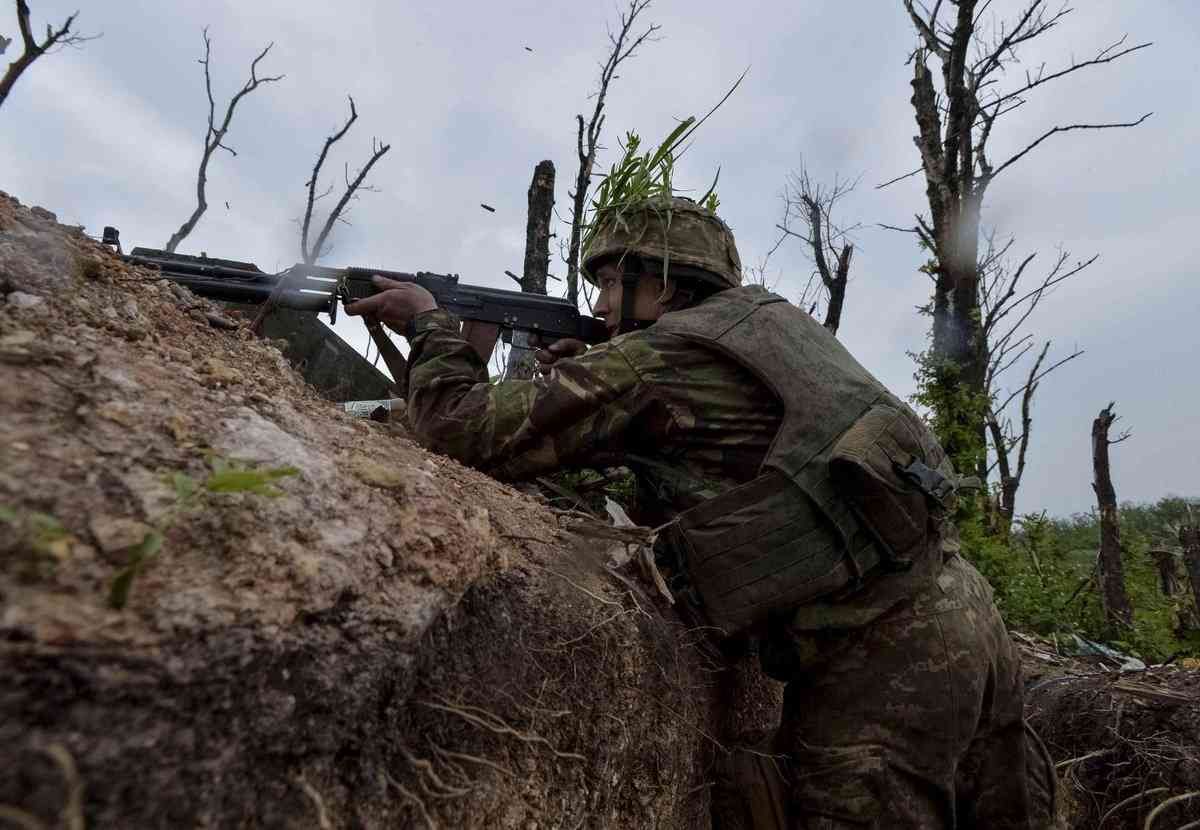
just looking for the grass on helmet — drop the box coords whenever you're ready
[582,71,746,279]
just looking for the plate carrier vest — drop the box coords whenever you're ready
[656,286,959,635]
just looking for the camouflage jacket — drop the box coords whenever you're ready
[406,308,945,637]
[405,309,781,525]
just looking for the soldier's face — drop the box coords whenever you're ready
[592,262,665,334]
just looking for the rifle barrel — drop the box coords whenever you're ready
[123,249,607,344]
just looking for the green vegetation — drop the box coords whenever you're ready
[581,72,744,259]
[963,496,1200,661]
[0,507,73,579]
[107,457,300,609]
[204,457,300,497]
[909,344,989,493]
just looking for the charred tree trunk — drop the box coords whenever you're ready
[522,161,556,297]
[507,160,555,379]
[1149,548,1180,597]
[908,15,990,474]
[1091,403,1133,629]
[823,244,851,336]
[1181,524,1200,630]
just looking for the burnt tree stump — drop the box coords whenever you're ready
[506,160,556,380]
[1091,403,1134,630]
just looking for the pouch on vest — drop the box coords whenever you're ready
[827,402,958,565]
[653,287,950,638]
[663,471,882,637]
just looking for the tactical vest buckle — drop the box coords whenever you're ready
[895,458,956,506]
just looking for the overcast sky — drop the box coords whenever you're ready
[2,1,1196,518]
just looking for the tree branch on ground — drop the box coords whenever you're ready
[0,0,98,111]
[564,0,660,308]
[165,27,283,253]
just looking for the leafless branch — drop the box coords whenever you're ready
[0,1,99,111]
[300,95,358,264]
[986,36,1152,111]
[775,163,860,335]
[992,343,1082,416]
[564,0,659,307]
[986,114,1152,182]
[976,224,1090,533]
[308,136,391,265]
[875,167,924,190]
[972,1,1065,83]
[165,27,284,252]
[903,0,950,58]
[988,251,1098,343]
[986,336,1083,535]
[878,223,914,236]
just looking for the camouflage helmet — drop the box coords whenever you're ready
[582,196,742,289]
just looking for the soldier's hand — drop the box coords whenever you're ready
[344,276,438,334]
[531,337,587,375]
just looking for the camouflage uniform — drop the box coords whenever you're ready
[404,308,1056,828]
[404,195,1055,827]
[407,308,781,522]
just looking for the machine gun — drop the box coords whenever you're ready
[105,228,607,394]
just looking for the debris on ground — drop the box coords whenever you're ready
[1018,632,1200,829]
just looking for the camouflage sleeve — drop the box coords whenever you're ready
[405,309,651,480]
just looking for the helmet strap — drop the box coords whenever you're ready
[618,269,656,335]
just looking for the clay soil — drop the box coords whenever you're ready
[0,194,744,828]
[5,193,1195,830]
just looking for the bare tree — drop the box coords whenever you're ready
[773,164,859,336]
[0,1,96,111]
[564,0,659,308]
[891,0,1150,466]
[1091,402,1133,630]
[298,95,392,265]
[978,235,1089,535]
[506,160,556,380]
[164,27,284,253]
[253,95,393,373]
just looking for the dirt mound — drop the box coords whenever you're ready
[1020,635,1200,829]
[0,194,747,827]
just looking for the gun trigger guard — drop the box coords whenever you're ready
[331,279,356,325]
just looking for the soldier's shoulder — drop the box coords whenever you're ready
[604,326,720,377]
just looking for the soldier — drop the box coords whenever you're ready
[346,197,1057,828]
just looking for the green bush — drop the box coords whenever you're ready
[961,497,1200,662]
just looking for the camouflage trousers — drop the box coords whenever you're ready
[714,556,1058,829]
